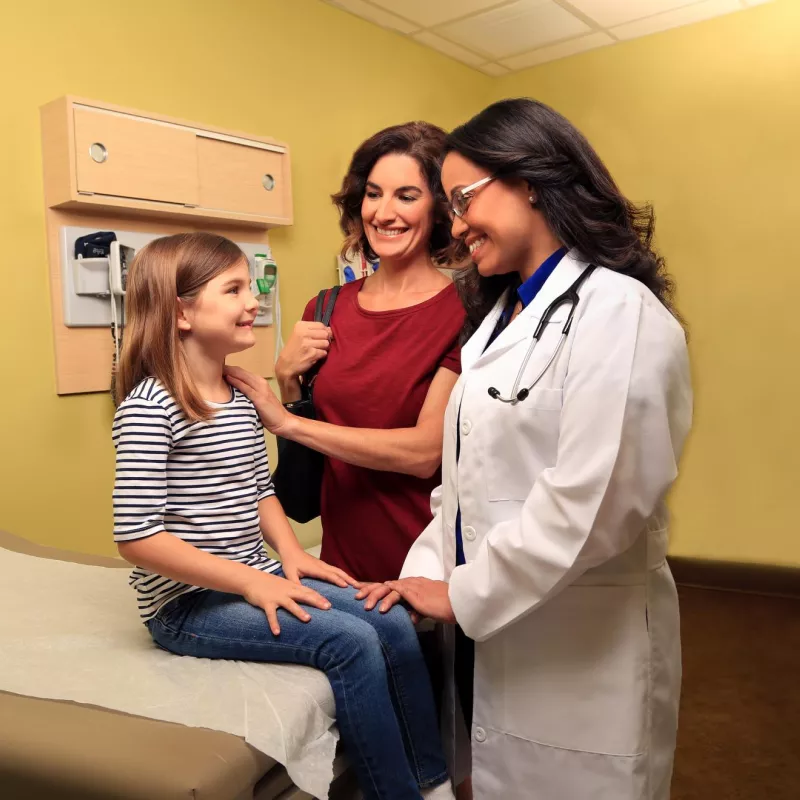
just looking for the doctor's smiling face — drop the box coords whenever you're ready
[442,151,544,279]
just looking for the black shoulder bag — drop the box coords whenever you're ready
[272,286,341,523]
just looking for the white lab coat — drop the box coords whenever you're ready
[401,250,692,800]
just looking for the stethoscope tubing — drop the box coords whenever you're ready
[488,265,597,405]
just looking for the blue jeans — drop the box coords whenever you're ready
[146,573,449,800]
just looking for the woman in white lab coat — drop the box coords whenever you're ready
[364,98,693,800]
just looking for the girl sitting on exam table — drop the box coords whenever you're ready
[112,232,455,800]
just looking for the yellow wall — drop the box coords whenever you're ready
[2,0,797,567]
[494,0,800,566]
[0,0,490,554]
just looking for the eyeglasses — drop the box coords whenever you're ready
[450,176,495,219]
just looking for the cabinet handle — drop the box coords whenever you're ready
[262,174,275,191]
[89,143,108,164]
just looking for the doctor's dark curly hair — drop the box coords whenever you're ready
[332,121,453,265]
[446,98,679,339]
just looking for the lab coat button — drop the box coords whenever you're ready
[461,419,472,435]
[474,727,487,743]
[463,526,476,542]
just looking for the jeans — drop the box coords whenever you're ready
[146,573,449,800]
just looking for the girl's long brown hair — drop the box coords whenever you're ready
[115,233,246,421]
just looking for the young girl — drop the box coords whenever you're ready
[112,232,453,800]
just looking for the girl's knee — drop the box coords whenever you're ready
[371,605,419,648]
[324,614,384,668]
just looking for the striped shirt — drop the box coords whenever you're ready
[112,377,280,621]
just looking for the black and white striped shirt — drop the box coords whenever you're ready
[112,377,280,621]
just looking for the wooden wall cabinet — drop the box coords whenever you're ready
[41,96,286,394]
[42,97,293,228]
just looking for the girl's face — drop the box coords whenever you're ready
[177,259,259,357]
[441,151,536,278]
[360,153,435,264]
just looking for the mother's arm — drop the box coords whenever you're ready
[226,365,458,479]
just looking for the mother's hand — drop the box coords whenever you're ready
[275,321,331,383]
[384,578,456,625]
[224,365,293,435]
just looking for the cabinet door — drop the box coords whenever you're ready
[197,136,288,219]
[73,107,199,205]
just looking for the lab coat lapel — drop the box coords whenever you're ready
[463,250,590,372]
[461,291,508,373]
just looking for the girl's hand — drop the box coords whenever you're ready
[281,548,360,589]
[357,582,420,623]
[224,366,293,435]
[242,571,331,636]
[275,321,331,381]
[384,578,456,624]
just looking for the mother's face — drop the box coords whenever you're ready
[441,151,535,278]
[361,153,435,263]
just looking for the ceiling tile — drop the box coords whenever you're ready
[438,0,591,60]
[564,1,703,28]
[369,0,502,28]
[411,31,486,67]
[611,0,743,40]
[500,31,615,70]
[477,62,512,76]
[326,0,420,34]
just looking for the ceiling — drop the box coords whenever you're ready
[322,0,772,74]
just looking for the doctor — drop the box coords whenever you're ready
[366,98,693,800]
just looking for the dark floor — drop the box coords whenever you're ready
[672,586,800,800]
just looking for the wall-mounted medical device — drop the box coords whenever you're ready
[62,227,276,329]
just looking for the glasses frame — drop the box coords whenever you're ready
[450,176,495,219]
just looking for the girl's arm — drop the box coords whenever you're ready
[117,533,332,635]
[226,365,459,479]
[118,533,267,596]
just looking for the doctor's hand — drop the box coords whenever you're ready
[281,548,360,590]
[224,366,293,435]
[384,578,456,625]
[357,583,421,623]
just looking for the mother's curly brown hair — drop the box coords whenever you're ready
[332,121,454,265]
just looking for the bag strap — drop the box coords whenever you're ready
[314,289,326,321]
[304,285,342,394]
[314,285,341,325]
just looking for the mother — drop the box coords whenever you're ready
[228,121,465,584]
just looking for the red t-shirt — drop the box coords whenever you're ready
[302,279,465,582]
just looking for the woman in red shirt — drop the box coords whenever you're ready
[228,122,465,583]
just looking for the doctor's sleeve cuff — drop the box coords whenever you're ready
[400,509,446,581]
[448,563,489,641]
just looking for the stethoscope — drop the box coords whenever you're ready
[488,265,597,404]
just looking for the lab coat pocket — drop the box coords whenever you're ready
[484,387,562,502]
[498,584,649,757]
